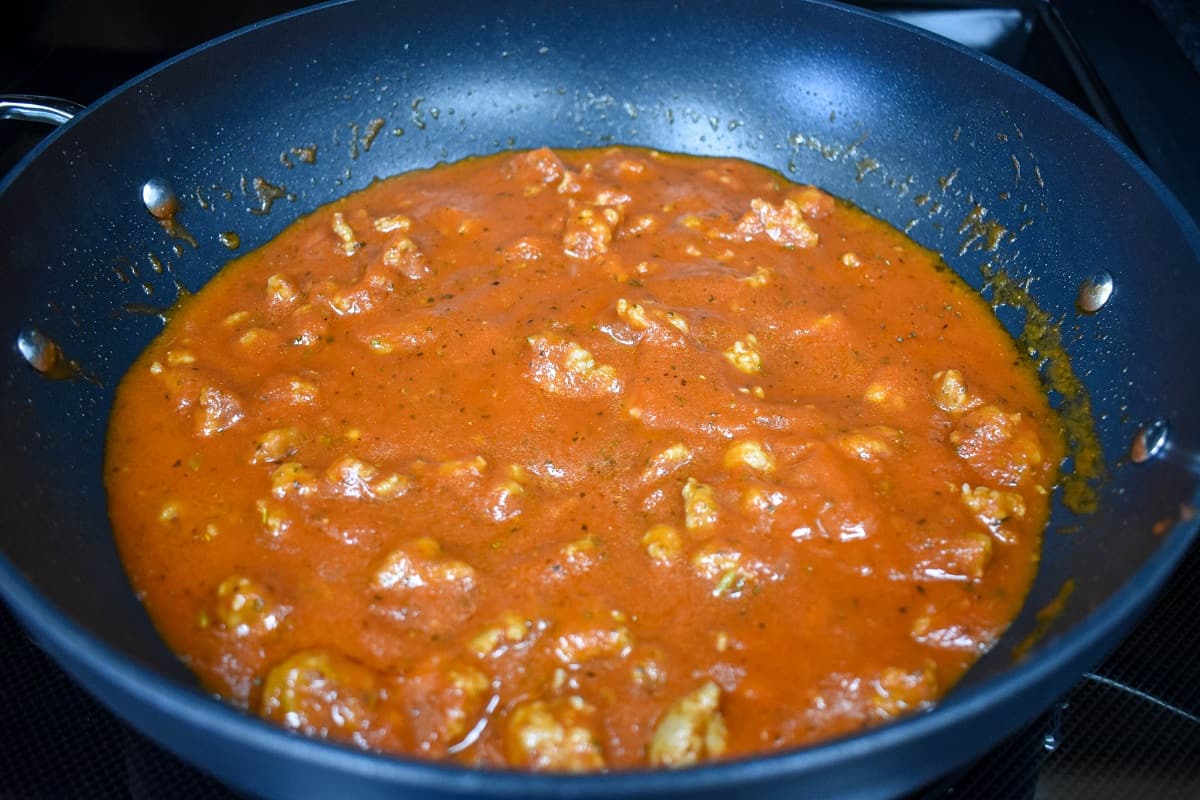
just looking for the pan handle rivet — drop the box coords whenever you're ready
[142,178,179,219]
[1130,418,1169,464]
[1076,271,1113,313]
[16,326,62,374]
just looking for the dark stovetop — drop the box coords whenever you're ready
[1,2,1198,798]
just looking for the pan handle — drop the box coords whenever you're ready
[0,95,84,126]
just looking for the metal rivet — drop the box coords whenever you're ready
[1130,418,1170,464]
[142,178,179,219]
[17,326,62,374]
[1076,271,1114,313]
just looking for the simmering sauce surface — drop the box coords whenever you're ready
[106,147,1062,770]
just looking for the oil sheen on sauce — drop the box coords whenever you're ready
[105,146,1064,771]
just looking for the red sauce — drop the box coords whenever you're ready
[105,147,1062,770]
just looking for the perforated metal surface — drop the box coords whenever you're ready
[958,539,1200,799]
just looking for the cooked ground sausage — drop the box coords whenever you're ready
[106,146,1062,770]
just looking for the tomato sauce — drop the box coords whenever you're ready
[105,147,1063,770]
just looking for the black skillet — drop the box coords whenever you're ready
[1,1,1198,797]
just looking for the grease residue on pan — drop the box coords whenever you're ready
[981,264,1103,515]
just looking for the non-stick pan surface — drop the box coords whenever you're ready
[2,2,1198,797]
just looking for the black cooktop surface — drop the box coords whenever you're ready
[2,2,1198,798]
